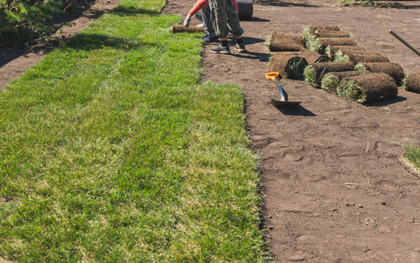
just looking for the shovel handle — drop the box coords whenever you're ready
[389,30,420,58]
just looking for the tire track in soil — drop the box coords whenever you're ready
[171,0,420,262]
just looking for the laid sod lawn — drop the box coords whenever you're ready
[0,0,265,261]
[403,147,420,175]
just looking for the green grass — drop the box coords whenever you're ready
[304,65,318,86]
[287,58,307,79]
[0,0,265,261]
[338,80,365,102]
[334,51,349,62]
[403,146,420,172]
[302,27,321,53]
[354,64,365,71]
[321,74,339,93]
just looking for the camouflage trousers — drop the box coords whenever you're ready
[208,0,244,38]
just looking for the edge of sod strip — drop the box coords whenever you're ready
[400,147,420,179]
[0,0,265,261]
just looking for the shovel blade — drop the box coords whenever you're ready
[271,99,301,107]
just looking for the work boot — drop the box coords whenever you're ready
[210,44,230,54]
[234,43,246,53]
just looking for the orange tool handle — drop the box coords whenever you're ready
[265,72,280,81]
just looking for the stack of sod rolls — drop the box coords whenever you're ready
[321,71,371,93]
[268,32,303,52]
[303,62,354,87]
[302,25,355,54]
[268,53,308,79]
[337,73,398,104]
[355,62,405,86]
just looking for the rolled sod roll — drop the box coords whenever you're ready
[300,50,330,65]
[405,68,420,93]
[345,53,390,64]
[356,62,405,86]
[268,53,308,79]
[319,38,356,51]
[338,73,398,103]
[308,25,340,33]
[171,24,204,33]
[334,50,383,62]
[269,32,303,51]
[325,45,367,58]
[314,30,351,38]
[321,71,371,93]
[304,62,354,86]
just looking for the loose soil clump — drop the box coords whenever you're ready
[304,61,354,86]
[338,72,398,103]
[357,62,405,86]
[405,68,420,93]
[300,50,330,65]
[321,71,371,93]
[268,32,303,51]
[171,24,204,33]
[268,53,308,79]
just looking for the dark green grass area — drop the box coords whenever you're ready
[0,0,265,261]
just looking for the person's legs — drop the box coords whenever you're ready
[209,0,230,53]
[202,4,216,36]
[225,0,246,52]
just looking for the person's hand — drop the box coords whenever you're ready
[183,14,192,27]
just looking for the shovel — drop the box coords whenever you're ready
[265,72,301,107]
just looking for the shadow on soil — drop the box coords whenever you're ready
[274,104,316,116]
[367,96,407,107]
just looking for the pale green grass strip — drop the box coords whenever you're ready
[0,0,265,261]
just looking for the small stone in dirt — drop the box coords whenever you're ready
[314,214,319,217]
[381,201,387,205]
[357,204,364,208]
[330,208,338,212]
[295,190,298,193]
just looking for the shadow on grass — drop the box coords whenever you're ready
[110,6,160,16]
[67,33,159,51]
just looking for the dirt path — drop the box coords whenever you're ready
[0,0,121,92]
[163,0,420,262]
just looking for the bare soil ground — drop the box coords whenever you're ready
[163,0,420,262]
[0,0,121,91]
